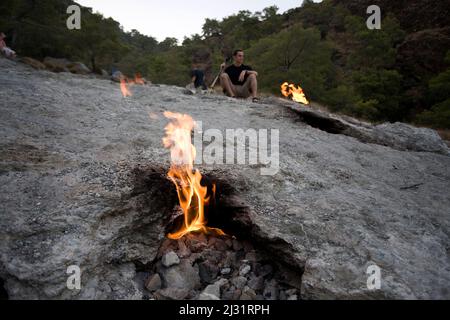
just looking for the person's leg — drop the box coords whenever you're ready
[220,73,236,97]
[247,74,258,98]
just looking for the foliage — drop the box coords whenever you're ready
[1,0,448,128]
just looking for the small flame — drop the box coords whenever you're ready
[163,112,225,240]
[120,78,132,97]
[134,73,146,85]
[281,82,309,105]
[120,73,146,97]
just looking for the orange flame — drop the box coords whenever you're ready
[281,82,309,105]
[120,78,132,97]
[134,73,146,85]
[163,112,225,240]
[120,73,147,97]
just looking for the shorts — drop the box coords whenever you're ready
[223,77,252,98]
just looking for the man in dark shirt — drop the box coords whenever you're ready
[220,50,259,102]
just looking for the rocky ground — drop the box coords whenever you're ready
[142,233,300,300]
[0,57,449,300]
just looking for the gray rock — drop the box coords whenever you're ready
[154,288,189,300]
[177,239,191,258]
[231,276,247,290]
[161,251,180,268]
[198,278,228,300]
[210,237,228,251]
[248,276,265,291]
[245,251,259,262]
[68,62,90,75]
[0,59,449,300]
[221,289,235,300]
[145,274,162,292]
[161,260,200,290]
[198,261,219,284]
[239,264,251,276]
[198,292,220,300]
[240,286,257,300]
[221,268,232,275]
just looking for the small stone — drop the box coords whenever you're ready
[232,289,242,300]
[240,286,257,300]
[198,292,220,300]
[161,260,200,290]
[221,268,232,275]
[222,288,235,300]
[154,288,189,300]
[186,238,208,253]
[288,294,298,300]
[239,264,251,276]
[231,276,247,289]
[161,251,180,267]
[145,274,162,292]
[199,261,220,284]
[158,239,178,258]
[199,278,228,300]
[177,239,191,258]
[223,251,236,268]
[213,238,229,251]
[245,251,259,262]
[247,276,264,291]
[203,284,219,297]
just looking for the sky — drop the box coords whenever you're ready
[76,0,318,42]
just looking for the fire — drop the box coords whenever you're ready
[281,82,309,105]
[134,73,146,85]
[163,112,225,240]
[120,73,147,97]
[120,78,132,97]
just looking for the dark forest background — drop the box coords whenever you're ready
[1,0,449,128]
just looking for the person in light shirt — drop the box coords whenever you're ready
[0,33,16,59]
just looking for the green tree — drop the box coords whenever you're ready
[246,25,333,100]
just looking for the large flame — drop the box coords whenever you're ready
[163,112,225,240]
[281,82,309,105]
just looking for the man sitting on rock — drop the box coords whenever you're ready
[220,50,259,102]
[0,33,16,59]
